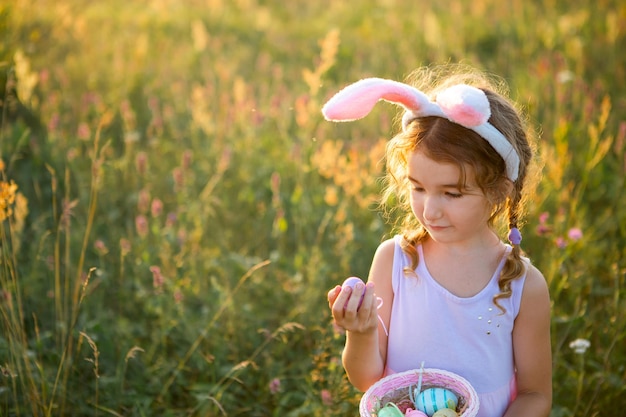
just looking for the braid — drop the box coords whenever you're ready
[492,109,535,313]
[493,189,526,313]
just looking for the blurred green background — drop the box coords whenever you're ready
[0,0,624,415]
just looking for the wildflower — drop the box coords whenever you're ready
[136,151,148,176]
[182,150,193,170]
[320,389,333,406]
[165,212,176,228]
[569,338,590,355]
[536,224,551,236]
[48,113,60,132]
[217,147,232,174]
[172,167,184,190]
[0,180,18,221]
[135,215,149,238]
[151,198,163,217]
[12,193,28,232]
[77,122,91,140]
[173,290,183,304]
[534,212,551,236]
[94,239,108,256]
[137,189,151,213]
[567,227,583,241]
[150,266,165,292]
[324,186,339,206]
[555,237,567,249]
[556,70,574,83]
[60,198,78,228]
[269,378,281,394]
[120,238,131,257]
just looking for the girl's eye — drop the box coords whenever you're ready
[445,192,463,198]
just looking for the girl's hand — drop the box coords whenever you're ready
[327,281,379,334]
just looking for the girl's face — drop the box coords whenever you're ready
[407,150,494,245]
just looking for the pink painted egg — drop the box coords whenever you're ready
[342,276,365,308]
[405,408,429,417]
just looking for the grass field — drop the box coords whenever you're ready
[1,0,625,415]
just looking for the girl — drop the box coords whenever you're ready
[324,66,552,417]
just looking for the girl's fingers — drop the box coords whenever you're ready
[327,285,342,308]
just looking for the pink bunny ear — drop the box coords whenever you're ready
[322,78,430,122]
[436,84,491,127]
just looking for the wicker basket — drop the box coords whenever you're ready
[359,368,479,417]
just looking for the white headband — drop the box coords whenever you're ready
[322,78,520,181]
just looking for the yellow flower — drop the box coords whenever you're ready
[0,180,18,221]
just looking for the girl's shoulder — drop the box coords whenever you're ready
[376,236,399,253]
[520,262,550,306]
[369,238,399,278]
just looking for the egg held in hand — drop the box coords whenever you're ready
[342,276,365,309]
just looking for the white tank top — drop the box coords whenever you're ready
[384,235,527,417]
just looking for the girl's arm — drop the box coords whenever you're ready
[504,264,552,417]
[328,238,395,391]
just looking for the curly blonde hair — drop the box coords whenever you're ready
[380,65,539,312]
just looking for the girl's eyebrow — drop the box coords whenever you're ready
[407,175,461,189]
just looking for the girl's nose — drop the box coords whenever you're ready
[423,196,442,221]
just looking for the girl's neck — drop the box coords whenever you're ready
[422,229,503,256]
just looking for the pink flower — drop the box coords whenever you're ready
[182,150,193,170]
[320,389,332,406]
[137,189,151,213]
[77,122,91,140]
[269,378,281,394]
[94,239,108,255]
[135,215,149,238]
[150,266,165,291]
[172,167,184,190]
[567,228,583,241]
[555,237,567,249]
[136,152,148,176]
[165,212,177,228]
[151,198,163,217]
[120,238,131,256]
[535,224,551,236]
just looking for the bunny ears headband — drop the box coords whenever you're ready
[321,78,520,181]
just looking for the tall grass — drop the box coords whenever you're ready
[1,0,625,415]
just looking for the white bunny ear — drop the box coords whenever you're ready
[436,84,491,127]
[321,78,432,122]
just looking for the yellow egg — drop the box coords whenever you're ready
[432,409,458,417]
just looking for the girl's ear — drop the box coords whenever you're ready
[503,178,515,196]
[487,178,515,211]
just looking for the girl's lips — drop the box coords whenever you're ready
[427,225,449,231]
